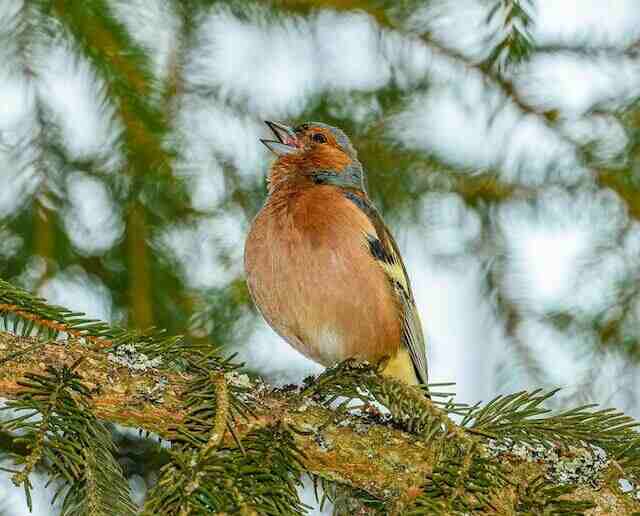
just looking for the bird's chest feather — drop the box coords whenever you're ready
[245,186,401,364]
[249,187,373,295]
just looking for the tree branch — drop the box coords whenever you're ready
[0,331,639,513]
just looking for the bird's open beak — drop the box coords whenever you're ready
[261,121,301,156]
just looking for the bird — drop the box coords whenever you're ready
[244,121,428,389]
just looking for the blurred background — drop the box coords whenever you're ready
[1,0,640,511]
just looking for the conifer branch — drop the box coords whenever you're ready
[1,356,136,515]
[1,329,640,514]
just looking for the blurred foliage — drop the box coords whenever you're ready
[1,0,640,442]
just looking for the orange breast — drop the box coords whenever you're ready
[244,185,402,367]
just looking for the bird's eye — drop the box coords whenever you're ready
[312,133,327,144]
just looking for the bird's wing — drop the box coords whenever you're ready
[344,191,429,385]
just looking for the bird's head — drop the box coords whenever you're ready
[261,121,366,192]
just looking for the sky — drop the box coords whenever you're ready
[1,0,640,514]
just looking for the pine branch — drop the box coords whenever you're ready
[465,388,638,444]
[0,278,182,357]
[353,123,538,208]
[2,358,136,515]
[1,329,640,513]
[483,0,534,73]
[140,369,306,515]
[144,423,308,515]
[47,0,171,171]
[404,4,640,225]
[42,0,197,330]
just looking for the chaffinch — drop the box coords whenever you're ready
[244,121,428,388]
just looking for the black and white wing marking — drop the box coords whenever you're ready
[344,191,429,385]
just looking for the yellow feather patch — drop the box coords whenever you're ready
[355,206,429,386]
